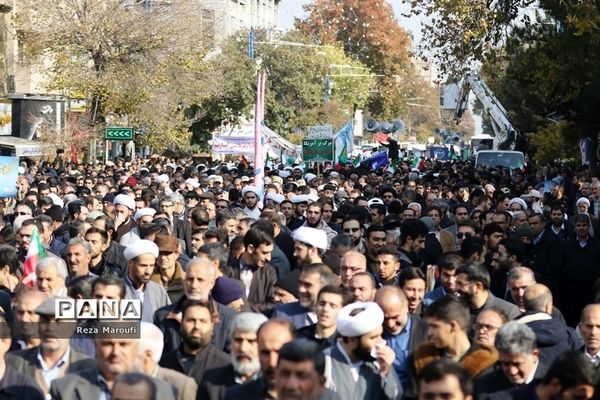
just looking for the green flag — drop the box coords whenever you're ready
[338,143,348,164]
[353,153,361,166]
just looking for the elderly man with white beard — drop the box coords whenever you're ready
[199,312,268,400]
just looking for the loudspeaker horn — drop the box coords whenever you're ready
[364,119,380,132]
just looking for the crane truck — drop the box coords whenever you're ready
[454,73,518,151]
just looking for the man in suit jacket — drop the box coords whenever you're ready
[474,322,547,399]
[159,299,229,385]
[271,264,337,330]
[456,262,520,321]
[579,304,600,369]
[51,367,176,400]
[528,213,561,292]
[137,322,197,400]
[230,228,278,313]
[154,258,235,354]
[0,320,44,400]
[224,320,296,400]
[200,312,268,400]
[485,351,596,400]
[51,335,176,400]
[123,240,171,322]
[6,296,97,396]
[376,286,428,389]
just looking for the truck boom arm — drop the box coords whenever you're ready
[454,73,517,150]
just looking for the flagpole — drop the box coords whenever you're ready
[254,71,266,194]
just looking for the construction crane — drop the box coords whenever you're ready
[454,73,518,150]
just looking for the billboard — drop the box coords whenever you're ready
[10,97,66,140]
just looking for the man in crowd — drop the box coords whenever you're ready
[474,321,546,398]
[405,296,498,399]
[456,262,520,320]
[272,264,337,329]
[324,301,402,399]
[200,312,268,400]
[417,360,474,400]
[123,239,171,322]
[159,299,229,385]
[224,320,296,399]
[376,286,428,388]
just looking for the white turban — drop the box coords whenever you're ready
[133,208,156,222]
[337,302,384,337]
[508,197,528,211]
[266,192,285,204]
[241,185,260,197]
[185,178,200,189]
[113,194,135,210]
[305,173,317,183]
[291,194,309,204]
[292,227,328,250]
[123,239,159,261]
[577,197,591,208]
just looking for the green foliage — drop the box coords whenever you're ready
[480,1,600,163]
[193,29,372,143]
[16,1,218,149]
[408,0,535,75]
[529,122,579,163]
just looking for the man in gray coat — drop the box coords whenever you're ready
[456,262,520,321]
[323,302,402,400]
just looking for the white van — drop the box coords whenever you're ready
[475,150,525,170]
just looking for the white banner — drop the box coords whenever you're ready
[212,135,254,155]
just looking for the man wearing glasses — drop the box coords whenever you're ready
[455,262,520,321]
[472,308,507,347]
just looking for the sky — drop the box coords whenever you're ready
[277,0,425,47]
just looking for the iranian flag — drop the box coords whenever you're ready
[22,228,45,287]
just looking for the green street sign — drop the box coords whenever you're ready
[104,127,134,140]
[302,139,333,162]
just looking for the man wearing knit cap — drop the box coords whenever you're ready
[113,193,136,242]
[292,226,327,268]
[323,302,401,399]
[123,239,171,322]
[241,185,261,219]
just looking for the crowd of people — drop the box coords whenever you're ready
[0,150,598,399]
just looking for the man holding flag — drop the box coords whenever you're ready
[17,219,46,287]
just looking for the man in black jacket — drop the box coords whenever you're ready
[474,322,547,399]
[200,312,268,400]
[558,213,600,327]
[154,258,235,354]
[224,320,295,400]
[159,299,229,385]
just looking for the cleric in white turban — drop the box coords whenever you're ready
[336,302,384,338]
[123,239,170,323]
[241,185,260,197]
[123,239,159,261]
[322,301,400,399]
[292,226,328,251]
